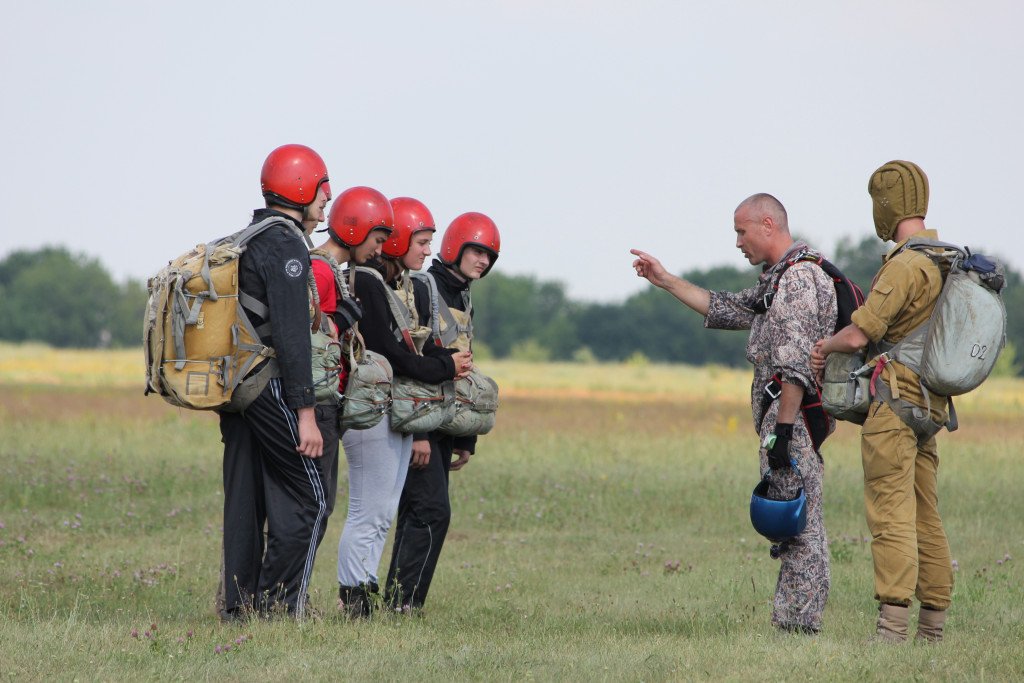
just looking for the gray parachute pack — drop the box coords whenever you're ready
[822,237,1007,433]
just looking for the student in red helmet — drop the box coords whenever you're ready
[385,211,501,612]
[219,144,330,621]
[327,189,472,617]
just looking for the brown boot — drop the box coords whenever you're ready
[875,603,910,643]
[916,606,947,643]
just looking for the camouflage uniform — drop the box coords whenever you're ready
[704,242,838,631]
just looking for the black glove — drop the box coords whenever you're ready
[333,296,363,333]
[767,422,794,470]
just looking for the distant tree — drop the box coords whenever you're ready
[110,278,149,346]
[0,247,145,348]
[572,264,757,365]
[832,235,887,294]
[1,242,1019,378]
[1000,265,1023,377]
[472,272,579,359]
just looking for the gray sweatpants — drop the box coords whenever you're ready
[337,418,412,587]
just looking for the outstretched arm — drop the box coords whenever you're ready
[630,249,710,316]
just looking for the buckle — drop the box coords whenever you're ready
[761,292,774,311]
[764,380,782,400]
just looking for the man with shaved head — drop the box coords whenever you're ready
[631,193,838,634]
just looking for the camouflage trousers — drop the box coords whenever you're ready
[759,406,830,632]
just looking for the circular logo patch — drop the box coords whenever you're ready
[284,259,303,278]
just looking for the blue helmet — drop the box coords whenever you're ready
[749,475,807,543]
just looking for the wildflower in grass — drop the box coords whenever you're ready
[951,559,959,571]
[214,645,222,654]
[150,622,157,631]
[131,628,139,639]
[186,630,193,638]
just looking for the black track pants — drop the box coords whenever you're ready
[220,410,265,617]
[219,379,331,618]
[385,435,453,609]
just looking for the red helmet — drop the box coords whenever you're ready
[327,186,394,247]
[260,144,330,208]
[383,197,436,258]
[439,212,501,277]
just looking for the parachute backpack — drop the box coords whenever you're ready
[867,239,1007,436]
[416,271,500,437]
[352,266,456,435]
[144,217,303,412]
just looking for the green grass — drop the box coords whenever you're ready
[1,355,1023,680]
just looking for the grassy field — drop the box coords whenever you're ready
[1,344,1023,681]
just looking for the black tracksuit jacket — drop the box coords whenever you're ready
[238,208,315,409]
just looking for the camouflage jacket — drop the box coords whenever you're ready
[704,242,839,433]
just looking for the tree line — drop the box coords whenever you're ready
[470,235,1023,375]
[1,239,1020,376]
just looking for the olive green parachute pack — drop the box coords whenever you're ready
[821,238,1007,437]
[351,266,456,435]
[316,262,394,432]
[416,272,500,437]
[144,217,302,412]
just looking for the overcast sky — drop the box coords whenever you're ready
[1,1,1020,302]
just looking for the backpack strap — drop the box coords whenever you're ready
[355,266,417,353]
[751,250,864,335]
[310,249,353,298]
[750,249,816,314]
[759,374,830,453]
[234,216,308,339]
[896,237,965,260]
[415,272,469,348]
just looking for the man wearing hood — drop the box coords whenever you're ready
[812,161,952,643]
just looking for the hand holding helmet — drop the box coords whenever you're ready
[765,422,794,470]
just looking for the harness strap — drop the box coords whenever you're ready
[751,251,821,314]
[355,266,418,353]
[417,272,468,348]
[238,289,268,319]
[760,374,830,453]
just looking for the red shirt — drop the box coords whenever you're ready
[311,258,338,315]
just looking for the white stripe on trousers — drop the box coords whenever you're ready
[269,378,326,619]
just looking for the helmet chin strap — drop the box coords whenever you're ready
[448,263,470,282]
